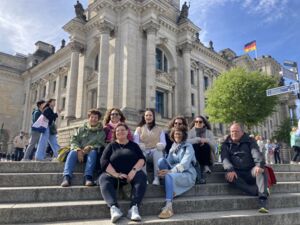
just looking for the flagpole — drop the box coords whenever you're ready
[255,48,258,59]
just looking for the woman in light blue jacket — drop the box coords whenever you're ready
[157,126,197,219]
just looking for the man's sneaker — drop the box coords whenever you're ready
[84,176,94,186]
[127,204,141,221]
[152,177,160,185]
[258,198,269,213]
[61,175,71,187]
[110,205,123,223]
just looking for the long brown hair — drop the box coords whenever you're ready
[190,115,211,130]
[103,108,126,125]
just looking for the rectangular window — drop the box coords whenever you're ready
[191,70,194,85]
[63,76,68,88]
[155,91,164,116]
[204,76,209,90]
[61,97,66,110]
[191,93,195,106]
[91,90,97,109]
[43,86,46,98]
[156,48,163,71]
[53,81,56,93]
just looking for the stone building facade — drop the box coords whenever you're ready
[0,0,293,152]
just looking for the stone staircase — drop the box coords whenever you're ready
[1,162,300,224]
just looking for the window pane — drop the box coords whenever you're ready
[204,76,209,90]
[155,91,164,116]
[156,48,162,71]
[191,70,194,85]
[163,55,168,72]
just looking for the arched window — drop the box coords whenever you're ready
[156,48,168,72]
[94,54,99,71]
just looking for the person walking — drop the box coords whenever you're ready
[13,131,28,161]
[22,100,46,161]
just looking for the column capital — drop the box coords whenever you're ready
[178,42,193,53]
[142,20,160,34]
[69,41,85,53]
[96,20,114,34]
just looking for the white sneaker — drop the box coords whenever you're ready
[204,165,211,174]
[110,205,123,223]
[152,177,160,185]
[127,204,141,221]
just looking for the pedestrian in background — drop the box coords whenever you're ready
[13,131,28,161]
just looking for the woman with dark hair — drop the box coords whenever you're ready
[99,123,147,223]
[103,108,133,143]
[134,109,166,185]
[35,99,60,161]
[187,115,216,180]
[157,126,197,219]
[165,116,188,156]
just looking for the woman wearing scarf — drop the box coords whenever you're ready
[157,126,197,219]
[103,108,133,143]
[187,116,216,182]
[134,109,166,185]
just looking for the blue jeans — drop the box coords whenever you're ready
[158,158,173,201]
[63,149,97,178]
[35,127,60,160]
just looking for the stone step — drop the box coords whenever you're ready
[1,193,300,224]
[0,182,299,203]
[28,207,300,225]
[1,171,300,187]
[1,162,300,173]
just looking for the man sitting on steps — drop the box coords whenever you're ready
[61,109,106,187]
[221,122,269,213]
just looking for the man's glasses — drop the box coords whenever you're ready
[195,120,203,124]
[111,113,119,116]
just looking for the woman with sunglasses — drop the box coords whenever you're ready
[165,116,188,156]
[134,109,166,185]
[188,116,216,182]
[103,108,133,143]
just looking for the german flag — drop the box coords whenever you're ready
[244,40,256,52]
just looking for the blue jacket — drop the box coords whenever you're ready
[166,142,197,196]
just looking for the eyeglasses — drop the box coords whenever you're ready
[110,113,119,116]
[195,120,203,124]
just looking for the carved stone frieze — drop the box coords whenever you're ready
[69,41,85,53]
[142,20,160,34]
[156,72,176,87]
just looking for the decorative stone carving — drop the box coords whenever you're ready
[142,20,160,34]
[69,41,85,53]
[96,20,114,34]
[156,72,176,87]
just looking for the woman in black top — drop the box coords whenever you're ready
[99,123,147,223]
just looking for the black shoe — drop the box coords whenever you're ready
[258,198,269,213]
[61,175,71,187]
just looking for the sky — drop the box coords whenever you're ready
[0,0,299,68]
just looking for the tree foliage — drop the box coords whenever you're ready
[273,118,297,145]
[205,67,278,129]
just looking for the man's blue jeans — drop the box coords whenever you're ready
[63,149,97,178]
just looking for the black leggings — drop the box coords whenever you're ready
[99,171,147,208]
[193,143,212,166]
[292,146,300,162]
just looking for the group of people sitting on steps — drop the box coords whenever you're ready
[51,107,269,223]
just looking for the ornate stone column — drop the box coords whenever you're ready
[65,41,83,119]
[22,80,32,132]
[198,64,205,115]
[182,43,193,117]
[168,91,172,118]
[96,21,114,110]
[143,21,159,109]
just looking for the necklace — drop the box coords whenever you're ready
[117,141,128,150]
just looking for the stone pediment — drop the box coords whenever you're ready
[156,72,175,87]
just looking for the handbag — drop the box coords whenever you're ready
[32,114,49,133]
[57,146,71,162]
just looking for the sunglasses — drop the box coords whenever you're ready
[111,113,119,116]
[195,120,203,124]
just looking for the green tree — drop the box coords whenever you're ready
[205,67,278,129]
[273,118,297,145]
